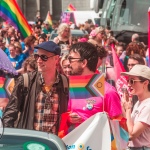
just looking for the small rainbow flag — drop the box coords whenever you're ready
[45,11,52,26]
[0,77,8,98]
[67,4,76,11]
[0,0,32,38]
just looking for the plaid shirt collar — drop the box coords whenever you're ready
[39,71,60,86]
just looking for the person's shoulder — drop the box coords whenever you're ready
[104,81,119,96]
[59,74,69,83]
[59,73,69,83]
[142,98,150,107]
[105,81,116,91]
[24,71,39,81]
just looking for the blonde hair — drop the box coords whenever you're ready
[60,53,69,68]
[57,23,71,37]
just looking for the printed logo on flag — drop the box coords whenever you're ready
[66,143,92,150]
[78,143,84,150]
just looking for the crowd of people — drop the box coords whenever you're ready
[0,16,150,150]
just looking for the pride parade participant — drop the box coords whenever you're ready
[121,65,150,149]
[67,42,122,126]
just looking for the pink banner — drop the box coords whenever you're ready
[111,46,128,97]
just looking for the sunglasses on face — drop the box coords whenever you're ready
[34,54,55,61]
[127,79,142,85]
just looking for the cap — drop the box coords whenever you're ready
[35,41,61,56]
[89,26,104,39]
[121,64,150,80]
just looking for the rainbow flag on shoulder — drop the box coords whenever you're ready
[0,0,32,38]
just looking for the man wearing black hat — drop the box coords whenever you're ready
[2,41,69,135]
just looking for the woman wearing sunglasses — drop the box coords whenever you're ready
[121,64,150,150]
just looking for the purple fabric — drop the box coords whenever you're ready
[0,12,17,29]
[0,49,18,75]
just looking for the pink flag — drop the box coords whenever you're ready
[111,46,128,97]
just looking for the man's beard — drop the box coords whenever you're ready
[71,66,83,75]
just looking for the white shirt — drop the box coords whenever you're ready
[129,98,150,147]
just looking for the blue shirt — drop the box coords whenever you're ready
[8,54,24,70]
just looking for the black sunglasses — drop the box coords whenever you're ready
[34,54,55,61]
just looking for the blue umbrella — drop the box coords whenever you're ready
[0,49,18,76]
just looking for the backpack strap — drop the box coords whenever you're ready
[15,73,29,127]
[23,73,29,88]
[23,73,29,96]
[60,74,68,93]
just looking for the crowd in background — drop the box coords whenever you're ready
[1,14,150,149]
[0,16,148,78]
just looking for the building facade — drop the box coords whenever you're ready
[16,0,91,22]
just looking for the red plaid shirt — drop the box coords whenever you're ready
[34,77,59,134]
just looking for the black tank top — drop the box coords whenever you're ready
[58,40,69,46]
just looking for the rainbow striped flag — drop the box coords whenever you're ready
[67,4,76,11]
[0,0,32,38]
[0,77,7,98]
[69,74,105,99]
[45,11,52,26]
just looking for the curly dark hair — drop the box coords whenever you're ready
[69,42,98,72]
[96,45,107,59]
[126,42,146,57]
[22,55,37,72]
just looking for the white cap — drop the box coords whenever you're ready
[121,65,150,80]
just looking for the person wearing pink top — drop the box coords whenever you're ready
[67,42,122,126]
